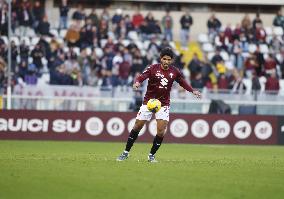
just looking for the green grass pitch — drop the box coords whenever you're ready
[0,140,283,199]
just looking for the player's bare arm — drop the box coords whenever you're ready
[133,82,141,90]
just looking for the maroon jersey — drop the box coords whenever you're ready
[136,63,194,106]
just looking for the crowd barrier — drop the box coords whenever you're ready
[1,110,283,145]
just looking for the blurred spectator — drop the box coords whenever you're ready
[273,10,284,29]
[161,10,173,41]
[207,14,222,41]
[10,41,18,73]
[112,8,123,26]
[19,0,32,36]
[180,10,193,48]
[254,45,265,76]
[24,63,38,85]
[100,7,110,22]
[88,8,99,28]
[59,0,69,30]
[20,40,30,62]
[265,71,279,93]
[279,47,284,78]
[241,14,252,34]
[251,71,261,93]
[80,18,97,48]
[264,54,277,75]
[132,8,144,30]
[229,70,246,94]
[217,73,229,90]
[31,43,44,70]
[119,59,131,88]
[0,58,6,90]
[254,22,266,43]
[0,2,8,36]
[188,53,201,79]
[211,48,223,66]
[112,51,123,87]
[37,15,53,37]
[269,34,283,53]
[230,39,244,71]
[72,4,85,25]
[191,72,204,89]
[32,1,44,31]
[252,13,262,29]
[65,24,80,47]
[244,53,258,78]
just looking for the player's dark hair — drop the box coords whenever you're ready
[160,47,175,59]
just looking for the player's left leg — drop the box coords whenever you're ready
[148,119,168,163]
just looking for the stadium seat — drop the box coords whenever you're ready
[202,43,214,52]
[248,44,257,53]
[225,61,234,70]
[50,29,59,37]
[273,27,284,36]
[100,39,107,48]
[1,36,8,45]
[26,29,35,37]
[220,51,229,61]
[279,80,284,95]
[259,44,269,54]
[122,39,130,47]
[73,47,80,55]
[11,36,20,46]
[95,47,103,58]
[264,27,273,36]
[59,29,67,38]
[135,40,143,50]
[198,33,209,43]
[143,40,150,49]
[86,48,92,56]
[259,76,267,92]
[276,53,282,62]
[56,38,64,45]
[242,78,252,94]
[20,37,31,45]
[207,52,215,60]
[63,47,69,53]
[128,31,139,41]
[31,37,40,46]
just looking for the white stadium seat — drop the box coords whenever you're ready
[128,31,139,41]
[248,44,257,53]
[11,36,20,45]
[198,33,209,43]
[220,51,229,61]
[1,36,8,45]
[50,29,59,37]
[273,27,284,36]
[95,47,103,58]
[59,29,67,38]
[202,43,214,52]
[31,37,40,45]
[264,27,273,36]
[259,44,269,54]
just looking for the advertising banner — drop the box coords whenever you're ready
[277,116,284,145]
[0,110,279,145]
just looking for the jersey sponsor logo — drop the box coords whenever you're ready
[169,73,174,78]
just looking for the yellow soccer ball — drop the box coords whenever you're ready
[147,99,162,113]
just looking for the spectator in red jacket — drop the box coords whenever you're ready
[264,54,277,75]
[132,9,144,30]
[265,71,279,94]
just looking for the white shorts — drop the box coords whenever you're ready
[136,105,170,121]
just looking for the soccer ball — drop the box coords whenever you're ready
[147,99,162,113]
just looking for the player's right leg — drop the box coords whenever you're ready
[117,105,152,161]
[116,119,147,161]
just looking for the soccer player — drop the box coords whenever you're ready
[117,47,201,162]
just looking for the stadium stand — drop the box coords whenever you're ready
[0,0,283,98]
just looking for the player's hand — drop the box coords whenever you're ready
[192,90,201,99]
[133,82,141,90]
